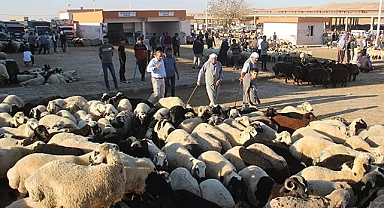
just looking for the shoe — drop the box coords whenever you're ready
[125,80,131,83]
[192,66,195,69]
[141,78,146,82]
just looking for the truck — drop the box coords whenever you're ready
[51,19,76,39]
[2,21,25,40]
[27,20,51,35]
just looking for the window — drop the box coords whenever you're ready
[308,25,314,36]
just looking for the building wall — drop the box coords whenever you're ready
[296,22,324,45]
[72,11,103,23]
[263,23,298,45]
[76,24,101,39]
[145,22,180,38]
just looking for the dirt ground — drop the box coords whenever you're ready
[2,44,384,126]
[1,44,384,207]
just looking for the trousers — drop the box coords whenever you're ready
[149,77,165,104]
[102,63,118,90]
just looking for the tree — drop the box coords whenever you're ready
[207,0,251,27]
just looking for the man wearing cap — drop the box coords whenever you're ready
[147,49,166,104]
[197,53,223,107]
[240,52,260,108]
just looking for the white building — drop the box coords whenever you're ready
[261,17,327,45]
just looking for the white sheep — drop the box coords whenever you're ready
[170,167,201,196]
[104,103,118,119]
[179,117,204,133]
[308,118,367,144]
[152,107,170,121]
[117,98,132,112]
[24,144,126,208]
[56,109,77,124]
[165,129,200,147]
[39,114,79,131]
[291,126,333,143]
[0,141,43,178]
[199,179,235,208]
[156,97,185,109]
[134,102,151,123]
[0,103,10,113]
[198,150,241,189]
[265,189,350,208]
[47,98,67,114]
[162,142,206,180]
[144,139,168,169]
[296,152,373,183]
[192,123,232,152]
[191,131,222,153]
[20,74,45,86]
[252,120,292,145]
[359,125,384,147]
[0,63,9,84]
[48,133,97,152]
[0,118,39,138]
[97,117,117,135]
[5,197,44,208]
[215,123,257,146]
[2,94,24,108]
[0,112,13,127]
[119,152,156,195]
[223,146,246,172]
[278,101,313,114]
[223,118,247,131]
[64,95,89,114]
[0,137,24,148]
[11,112,27,128]
[344,135,372,152]
[247,143,289,174]
[153,119,175,141]
[16,74,37,82]
[7,152,92,197]
[87,100,106,120]
[46,73,67,84]
[289,136,335,164]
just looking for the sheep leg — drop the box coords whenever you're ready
[17,192,27,199]
[353,74,356,81]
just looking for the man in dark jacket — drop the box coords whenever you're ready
[192,38,204,69]
[218,39,229,66]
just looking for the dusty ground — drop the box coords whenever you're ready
[1,45,384,207]
[2,44,384,126]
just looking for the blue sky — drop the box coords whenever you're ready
[0,0,378,20]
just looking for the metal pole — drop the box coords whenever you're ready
[376,0,383,47]
[93,0,95,12]
[205,0,208,30]
[129,0,132,10]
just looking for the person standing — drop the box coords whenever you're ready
[44,32,51,54]
[147,49,167,104]
[118,38,127,82]
[172,33,180,57]
[272,32,277,48]
[163,32,172,52]
[337,36,347,63]
[60,31,67,52]
[52,32,58,52]
[159,33,165,52]
[38,33,47,54]
[206,33,215,49]
[242,68,260,109]
[260,35,269,71]
[197,53,223,107]
[249,37,258,52]
[230,39,241,70]
[150,33,157,57]
[134,37,148,82]
[192,38,204,69]
[163,48,180,97]
[346,36,355,64]
[218,39,229,66]
[98,35,118,91]
[28,32,36,55]
[239,52,259,108]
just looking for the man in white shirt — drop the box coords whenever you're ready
[147,49,167,104]
[23,49,35,66]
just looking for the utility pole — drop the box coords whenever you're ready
[205,0,208,30]
[129,0,132,10]
[376,0,383,46]
[93,0,95,12]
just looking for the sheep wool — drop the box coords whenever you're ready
[289,136,335,164]
[199,179,235,208]
[156,97,185,109]
[223,146,247,172]
[193,123,232,152]
[25,145,126,208]
[39,114,79,131]
[2,94,24,108]
[170,167,201,197]
[291,127,333,143]
[7,152,92,196]
[165,129,199,147]
[191,131,222,153]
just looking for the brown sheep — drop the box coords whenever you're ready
[271,112,318,134]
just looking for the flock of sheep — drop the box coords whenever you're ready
[0,92,384,208]
[0,52,77,86]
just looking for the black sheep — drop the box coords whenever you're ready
[272,62,299,83]
[169,105,186,127]
[307,68,332,88]
[32,143,86,156]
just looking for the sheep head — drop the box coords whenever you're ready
[228,108,241,119]
[12,111,26,127]
[154,151,169,171]
[154,119,175,141]
[89,143,120,165]
[282,176,308,199]
[352,153,374,179]
[347,118,367,137]
[297,102,313,113]
[227,172,245,203]
[190,159,206,181]
[104,104,118,119]
[134,103,151,124]
[326,189,350,208]
[274,131,292,145]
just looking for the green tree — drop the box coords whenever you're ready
[207,0,251,27]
